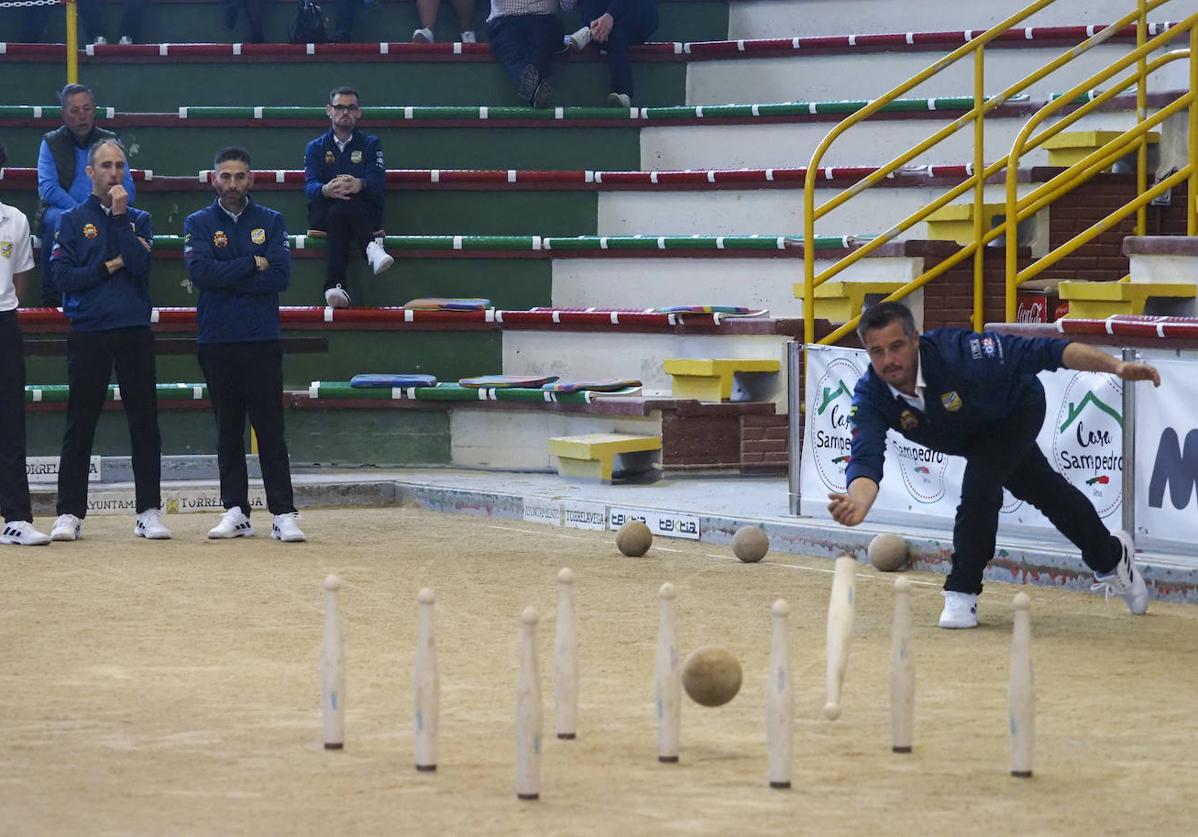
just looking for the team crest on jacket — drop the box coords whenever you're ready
[900,409,919,431]
[350,150,363,164]
[82,223,98,239]
[324,150,336,165]
[940,391,963,412]
[251,228,266,245]
[213,230,229,248]
[0,241,11,259]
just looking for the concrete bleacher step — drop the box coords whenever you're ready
[686,22,1185,104]
[1058,235,1198,318]
[662,357,779,401]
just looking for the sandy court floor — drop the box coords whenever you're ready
[1,505,1197,836]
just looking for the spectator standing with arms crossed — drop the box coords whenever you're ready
[304,86,393,309]
[49,139,170,542]
[38,84,136,306]
[0,164,51,546]
[183,147,306,543]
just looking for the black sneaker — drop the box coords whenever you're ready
[517,64,540,104]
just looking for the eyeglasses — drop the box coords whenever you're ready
[330,104,360,113]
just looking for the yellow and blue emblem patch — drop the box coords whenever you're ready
[940,391,963,412]
[350,150,363,164]
[0,241,11,259]
[251,228,266,245]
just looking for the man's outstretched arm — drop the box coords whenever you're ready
[1062,342,1161,386]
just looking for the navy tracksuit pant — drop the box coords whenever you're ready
[947,389,1122,594]
[578,0,659,96]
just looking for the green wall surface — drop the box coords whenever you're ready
[1,1,728,48]
[0,60,687,110]
[0,125,642,172]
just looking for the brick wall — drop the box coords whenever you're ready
[740,413,789,476]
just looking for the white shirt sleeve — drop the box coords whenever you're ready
[12,211,34,274]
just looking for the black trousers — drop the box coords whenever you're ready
[485,14,565,92]
[578,0,659,96]
[947,389,1121,594]
[57,327,161,518]
[307,198,382,291]
[0,312,33,524]
[25,0,149,42]
[198,341,296,517]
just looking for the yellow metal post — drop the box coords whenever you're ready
[1190,26,1198,235]
[65,0,79,83]
[1136,0,1147,235]
[973,48,986,331]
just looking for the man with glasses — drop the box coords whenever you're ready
[303,86,393,309]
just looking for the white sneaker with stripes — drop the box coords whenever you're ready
[1,521,51,546]
[208,507,255,539]
[50,513,81,542]
[272,513,306,543]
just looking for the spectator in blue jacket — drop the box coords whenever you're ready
[183,146,305,544]
[38,83,137,306]
[566,0,659,107]
[828,302,1161,627]
[304,86,393,309]
[48,138,169,543]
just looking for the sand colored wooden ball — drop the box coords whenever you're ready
[616,521,652,557]
[681,646,743,707]
[732,526,770,563]
[868,533,909,572]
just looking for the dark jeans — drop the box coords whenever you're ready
[307,197,381,291]
[579,0,659,96]
[224,0,265,42]
[946,390,1121,594]
[0,312,32,524]
[25,0,149,42]
[198,341,296,517]
[334,0,358,40]
[57,327,161,518]
[485,13,565,92]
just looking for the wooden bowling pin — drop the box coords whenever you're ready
[823,556,856,720]
[889,577,915,753]
[766,598,793,789]
[516,607,543,800]
[414,587,439,772]
[554,568,579,740]
[655,582,681,763]
[320,575,345,750]
[1009,592,1035,778]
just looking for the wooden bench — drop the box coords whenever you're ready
[547,433,662,483]
[1058,281,1196,318]
[662,358,780,402]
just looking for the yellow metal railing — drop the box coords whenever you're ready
[802,0,1188,344]
[66,0,78,83]
[1003,33,1196,316]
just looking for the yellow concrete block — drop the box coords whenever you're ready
[1059,280,1195,317]
[1043,130,1159,168]
[663,358,780,401]
[792,280,907,322]
[925,202,1005,245]
[548,433,662,482]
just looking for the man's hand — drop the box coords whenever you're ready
[322,176,355,200]
[590,12,614,42]
[342,176,363,195]
[1114,360,1161,387]
[827,492,867,526]
[104,255,125,275]
[109,184,128,215]
[254,255,269,272]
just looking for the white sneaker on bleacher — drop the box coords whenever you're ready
[607,92,631,108]
[1,521,51,546]
[51,513,81,542]
[366,240,394,275]
[272,513,306,543]
[413,27,433,43]
[93,36,107,45]
[566,26,591,50]
[118,35,133,45]
[208,507,255,539]
[460,31,476,44]
[325,285,351,308]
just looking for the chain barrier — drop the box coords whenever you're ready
[0,0,62,8]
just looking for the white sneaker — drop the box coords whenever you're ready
[271,513,306,543]
[413,27,433,43]
[607,92,631,108]
[325,285,351,308]
[460,30,476,44]
[118,35,133,45]
[1,521,51,546]
[50,513,82,542]
[1092,530,1149,615]
[939,591,979,629]
[208,507,255,539]
[134,509,172,540]
[93,35,108,45]
[366,240,394,275]
[566,25,592,50]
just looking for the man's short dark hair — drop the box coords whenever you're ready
[329,86,360,103]
[214,146,252,169]
[87,137,125,166]
[857,301,917,342]
[59,83,95,106]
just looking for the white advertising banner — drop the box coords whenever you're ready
[1133,356,1198,549]
[800,345,1124,536]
